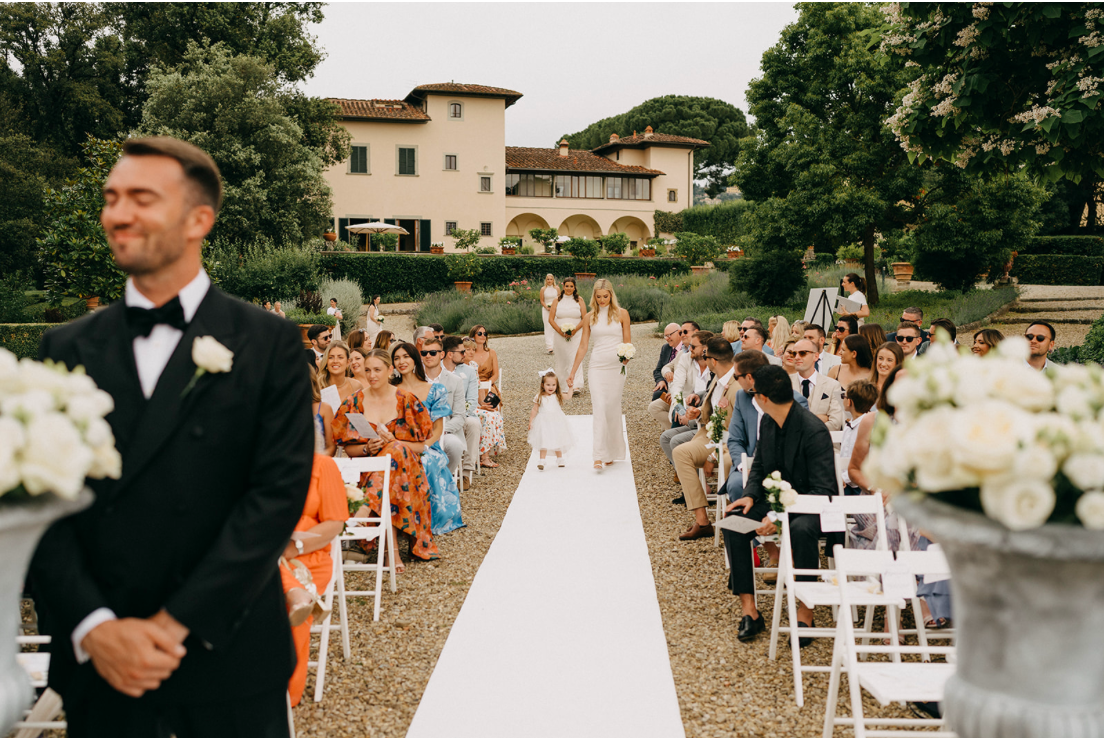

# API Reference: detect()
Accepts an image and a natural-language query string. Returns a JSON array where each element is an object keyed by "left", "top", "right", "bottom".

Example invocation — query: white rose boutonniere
[{"left": 184, "top": 336, "right": 234, "bottom": 397}]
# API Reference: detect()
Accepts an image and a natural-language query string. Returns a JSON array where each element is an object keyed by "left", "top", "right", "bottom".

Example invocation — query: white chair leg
[
  {"left": 822, "top": 639, "right": 843, "bottom": 738},
  {"left": 287, "top": 691, "right": 296, "bottom": 738},
  {"left": 337, "top": 553, "right": 351, "bottom": 660},
  {"left": 787, "top": 583, "right": 805, "bottom": 708}
]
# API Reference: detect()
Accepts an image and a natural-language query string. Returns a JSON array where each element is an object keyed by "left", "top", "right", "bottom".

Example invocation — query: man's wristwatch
[{"left": 294, "top": 538, "right": 305, "bottom": 556}]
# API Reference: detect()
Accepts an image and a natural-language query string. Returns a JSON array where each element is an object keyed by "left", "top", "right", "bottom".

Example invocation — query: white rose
[
  {"left": 1075, "top": 490, "right": 1104, "bottom": 529},
  {"left": 0, "top": 416, "right": 26, "bottom": 494},
  {"left": 950, "top": 400, "right": 1033, "bottom": 476},
  {"left": 345, "top": 483, "right": 364, "bottom": 502},
  {"left": 980, "top": 476, "right": 1056, "bottom": 531},
  {"left": 886, "top": 374, "right": 929, "bottom": 423},
  {"left": 1035, "top": 414, "right": 1081, "bottom": 459},
  {"left": 1073, "top": 419, "right": 1104, "bottom": 455},
  {"left": 996, "top": 335, "right": 1030, "bottom": 361},
  {"left": 1, "top": 388, "right": 58, "bottom": 421},
  {"left": 909, "top": 407, "right": 981, "bottom": 491},
  {"left": 780, "top": 488, "right": 798, "bottom": 507},
  {"left": 66, "top": 390, "right": 114, "bottom": 425},
  {"left": 87, "top": 443, "right": 122, "bottom": 480},
  {"left": 65, "top": 371, "right": 99, "bottom": 397},
  {"left": 990, "top": 363, "right": 1054, "bottom": 413},
  {"left": 779, "top": 480, "right": 792, "bottom": 492},
  {"left": 1011, "top": 443, "right": 1059, "bottom": 482},
  {"left": 770, "top": 470, "right": 782, "bottom": 481},
  {"left": 20, "top": 413, "right": 93, "bottom": 500},
  {"left": 861, "top": 445, "right": 905, "bottom": 496},
  {"left": 82, "top": 417, "right": 114, "bottom": 448},
  {"left": 1063, "top": 453, "right": 1104, "bottom": 491},
  {"left": 0, "top": 348, "right": 19, "bottom": 392},
  {"left": 1055, "top": 384, "right": 1096, "bottom": 421},
  {"left": 192, "top": 336, "right": 234, "bottom": 373},
  {"left": 952, "top": 358, "right": 994, "bottom": 407},
  {"left": 17, "top": 359, "right": 71, "bottom": 397}
]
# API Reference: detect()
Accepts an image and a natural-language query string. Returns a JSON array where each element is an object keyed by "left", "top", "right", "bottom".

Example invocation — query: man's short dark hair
[
  {"left": 804, "top": 323, "right": 826, "bottom": 339},
  {"left": 442, "top": 335, "right": 463, "bottom": 352},
  {"left": 692, "top": 330, "right": 714, "bottom": 344},
  {"left": 896, "top": 320, "right": 921, "bottom": 335},
  {"left": 735, "top": 349, "right": 770, "bottom": 375},
  {"left": 751, "top": 365, "right": 794, "bottom": 404},
  {"left": 705, "top": 336, "right": 734, "bottom": 363},
  {"left": 307, "top": 324, "right": 329, "bottom": 341},
  {"left": 741, "top": 316, "right": 765, "bottom": 330},
  {"left": 845, "top": 379, "right": 878, "bottom": 415},
  {"left": 744, "top": 326, "right": 766, "bottom": 344},
  {"left": 429, "top": 323, "right": 444, "bottom": 333},
  {"left": 903, "top": 306, "right": 924, "bottom": 320},
  {"left": 682, "top": 320, "right": 701, "bottom": 331},
  {"left": 1028, "top": 321, "right": 1056, "bottom": 341},
  {"left": 930, "top": 318, "right": 957, "bottom": 342},
  {"left": 122, "top": 136, "right": 223, "bottom": 212}
]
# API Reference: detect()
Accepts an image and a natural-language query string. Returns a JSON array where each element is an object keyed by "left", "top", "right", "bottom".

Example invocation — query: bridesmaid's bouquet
[
  {"left": 559, "top": 321, "right": 576, "bottom": 340},
  {"left": 616, "top": 343, "right": 636, "bottom": 375}
]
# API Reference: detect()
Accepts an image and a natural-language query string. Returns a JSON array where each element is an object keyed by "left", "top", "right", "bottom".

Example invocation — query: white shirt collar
[
  {"left": 799, "top": 370, "right": 818, "bottom": 385},
  {"left": 1026, "top": 358, "right": 1051, "bottom": 371},
  {"left": 716, "top": 366, "right": 735, "bottom": 387},
  {"left": 124, "top": 269, "right": 210, "bottom": 322},
  {"left": 693, "top": 360, "right": 709, "bottom": 376}
]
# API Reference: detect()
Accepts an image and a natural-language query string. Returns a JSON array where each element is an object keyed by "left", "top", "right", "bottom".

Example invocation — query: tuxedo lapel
[{"left": 74, "top": 304, "right": 146, "bottom": 455}]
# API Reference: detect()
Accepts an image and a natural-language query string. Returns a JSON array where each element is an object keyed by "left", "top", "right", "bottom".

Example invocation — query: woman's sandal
[{"left": 480, "top": 460, "right": 499, "bottom": 468}]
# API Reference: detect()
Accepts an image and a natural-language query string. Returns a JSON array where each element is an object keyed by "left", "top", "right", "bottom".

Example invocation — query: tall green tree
[
  {"left": 562, "top": 95, "right": 749, "bottom": 197},
  {"left": 732, "top": 2, "right": 923, "bottom": 305},
  {"left": 0, "top": 133, "right": 75, "bottom": 277}
]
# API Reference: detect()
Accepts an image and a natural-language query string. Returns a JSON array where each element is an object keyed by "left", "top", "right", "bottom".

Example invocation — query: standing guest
[
  {"left": 741, "top": 326, "right": 780, "bottom": 365},
  {"left": 263, "top": 300, "right": 273, "bottom": 312},
  {"left": 422, "top": 336, "right": 470, "bottom": 491},
  {"left": 827, "top": 334, "right": 873, "bottom": 388},
  {"left": 725, "top": 366, "right": 837, "bottom": 643},
  {"left": 327, "top": 298, "right": 343, "bottom": 340},
  {"left": 871, "top": 341, "right": 904, "bottom": 392},
  {"left": 1025, "top": 322, "right": 1057, "bottom": 371},
  {"left": 832, "top": 315, "right": 859, "bottom": 355},
  {"left": 365, "top": 295, "right": 383, "bottom": 347},
  {"left": 373, "top": 329, "right": 394, "bottom": 351},
  {"left": 469, "top": 324, "right": 507, "bottom": 468},
  {"left": 894, "top": 320, "right": 924, "bottom": 360},
  {"left": 310, "top": 370, "right": 336, "bottom": 457},
  {"left": 333, "top": 348, "right": 439, "bottom": 572},
  {"left": 280, "top": 452, "right": 347, "bottom": 706},
  {"left": 859, "top": 323, "right": 886, "bottom": 358},
  {"left": 548, "top": 276, "right": 587, "bottom": 396},
  {"left": 318, "top": 340, "right": 363, "bottom": 406},
  {"left": 836, "top": 272, "right": 870, "bottom": 323},
  {"left": 391, "top": 342, "right": 464, "bottom": 535},
  {"left": 443, "top": 335, "right": 482, "bottom": 485},
  {"left": 541, "top": 273, "right": 559, "bottom": 354},
  {"left": 971, "top": 328, "right": 1004, "bottom": 356},
  {"left": 769, "top": 315, "right": 791, "bottom": 354},
  {"left": 804, "top": 324, "right": 841, "bottom": 372},
  {"left": 273, "top": 300, "right": 286, "bottom": 318},
  {"left": 305, "top": 324, "right": 331, "bottom": 368},
  {"left": 787, "top": 339, "right": 845, "bottom": 431},
  {"left": 32, "top": 135, "right": 311, "bottom": 735},
  {"left": 346, "top": 328, "right": 365, "bottom": 354}
]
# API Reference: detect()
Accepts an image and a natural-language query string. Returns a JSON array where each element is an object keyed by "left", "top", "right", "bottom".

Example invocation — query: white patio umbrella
[{"left": 345, "top": 221, "right": 409, "bottom": 251}]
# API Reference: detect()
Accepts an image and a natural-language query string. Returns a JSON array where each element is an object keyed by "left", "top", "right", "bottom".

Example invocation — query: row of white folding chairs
[{"left": 11, "top": 634, "right": 65, "bottom": 737}]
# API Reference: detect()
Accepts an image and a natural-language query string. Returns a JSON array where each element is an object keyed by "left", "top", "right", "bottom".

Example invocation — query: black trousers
[
  {"left": 725, "top": 506, "right": 823, "bottom": 596},
  {"left": 64, "top": 682, "right": 290, "bottom": 738}
]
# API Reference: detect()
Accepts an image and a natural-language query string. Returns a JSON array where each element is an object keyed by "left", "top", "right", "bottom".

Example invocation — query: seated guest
[
  {"left": 769, "top": 315, "right": 791, "bottom": 354},
  {"left": 333, "top": 348, "right": 440, "bottom": 572},
  {"left": 804, "top": 324, "right": 841, "bottom": 372},
  {"left": 273, "top": 300, "right": 286, "bottom": 318},
  {"left": 733, "top": 317, "right": 775, "bottom": 355},
  {"left": 886, "top": 306, "right": 928, "bottom": 345},
  {"left": 839, "top": 380, "right": 878, "bottom": 494},
  {"left": 675, "top": 337, "right": 741, "bottom": 540},
  {"left": 740, "top": 326, "right": 780, "bottom": 365},
  {"left": 722, "top": 320, "right": 742, "bottom": 352},
  {"left": 827, "top": 334, "right": 873, "bottom": 388},
  {"left": 660, "top": 331, "right": 713, "bottom": 481},
  {"left": 422, "top": 336, "right": 471, "bottom": 491},
  {"left": 791, "top": 320, "right": 807, "bottom": 338},
  {"left": 281, "top": 451, "right": 347, "bottom": 706},
  {"left": 305, "top": 324, "right": 331, "bottom": 368},
  {"left": 858, "top": 323, "right": 886, "bottom": 358},
  {"left": 872, "top": 341, "right": 904, "bottom": 392},
  {"left": 391, "top": 342, "right": 464, "bottom": 535},
  {"left": 652, "top": 323, "right": 683, "bottom": 402},
  {"left": 777, "top": 335, "right": 799, "bottom": 374},
  {"left": 346, "top": 328, "right": 366, "bottom": 354},
  {"left": 349, "top": 346, "right": 369, "bottom": 387},
  {"left": 928, "top": 318, "right": 957, "bottom": 348},
  {"left": 650, "top": 321, "right": 700, "bottom": 427},
  {"left": 971, "top": 328, "right": 1004, "bottom": 356},
  {"left": 469, "top": 324, "right": 507, "bottom": 468},
  {"left": 443, "top": 335, "right": 482, "bottom": 485},
  {"left": 893, "top": 320, "right": 924, "bottom": 360},
  {"left": 725, "top": 365, "right": 837, "bottom": 643},
  {"left": 1025, "top": 321, "right": 1056, "bottom": 370},
  {"left": 310, "top": 369, "right": 336, "bottom": 456},
  {"left": 319, "top": 340, "right": 363, "bottom": 405},
  {"left": 429, "top": 323, "right": 445, "bottom": 341},
  {"left": 413, "top": 326, "right": 434, "bottom": 353},
  {"left": 373, "top": 329, "right": 394, "bottom": 351},
  {"left": 831, "top": 315, "right": 859, "bottom": 357},
  {"left": 787, "top": 339, "right": 844, "bottom": 431}
]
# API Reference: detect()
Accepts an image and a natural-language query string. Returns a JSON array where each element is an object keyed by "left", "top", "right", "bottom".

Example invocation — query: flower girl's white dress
[{"left": 528, "top": 393, "right": 574, "bottom": 452}]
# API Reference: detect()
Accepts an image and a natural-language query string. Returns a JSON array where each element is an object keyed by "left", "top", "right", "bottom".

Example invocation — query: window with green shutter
[
  {"left": 349, "top": 146, "right": 368, "bottom": 174},
  {"left": 398, "top": 147, "right": 416, "bottom": 175}
]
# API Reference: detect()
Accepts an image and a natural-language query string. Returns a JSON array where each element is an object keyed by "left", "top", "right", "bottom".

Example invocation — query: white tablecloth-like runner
[{"left": 407, "top": 414, "right": 685, "bottom": 738}]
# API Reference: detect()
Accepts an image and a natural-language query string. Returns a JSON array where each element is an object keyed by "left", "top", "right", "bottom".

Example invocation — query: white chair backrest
[
  {"left": 831, "top": 547, "right": 897, "bottom": 576},
  {"left": 334, "top": 456, "right": 391, "bottom": 483},
  {"left": 895, "top": 549, "right": 951, "bottom": 578},
  {"left": 741, "top": 453, "right": 750, "bottom": 486},
  {"left": 784, "top": 491, "right": 883, "bottom": 515}
]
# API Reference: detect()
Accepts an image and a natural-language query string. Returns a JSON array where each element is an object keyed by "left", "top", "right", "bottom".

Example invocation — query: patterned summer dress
[{"left": 421, "top": 382, "right": 464, "bottom": 535}]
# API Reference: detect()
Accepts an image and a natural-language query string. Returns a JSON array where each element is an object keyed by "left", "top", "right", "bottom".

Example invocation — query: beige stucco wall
[
  {"left": 504, "top": 196, "right": 654, "bottom": 246},
  {"left": 324, "top": 94, "right": 506, "bottom": 252}
]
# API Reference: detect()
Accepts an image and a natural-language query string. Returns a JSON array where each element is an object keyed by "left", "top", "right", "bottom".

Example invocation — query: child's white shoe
[{"left": 557, "top": 459, "right": 565, "bottom": 468}]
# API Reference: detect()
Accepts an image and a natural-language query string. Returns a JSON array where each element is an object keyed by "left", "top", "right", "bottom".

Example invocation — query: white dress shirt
[
  {"left": 691, "top": 361, "right": 711, "bottom": 396},
  {"left": 711, "top": 366, "right": 735, "bottom": 410},
  {"left": 71, "top": 269, "right": 211, "bottom": 662},
  {"left": 797, "top": 369, "right": 818, "bottom": 399}
]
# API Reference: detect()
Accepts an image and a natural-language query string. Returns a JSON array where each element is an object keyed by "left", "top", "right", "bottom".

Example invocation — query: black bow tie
[{"left": 126, "top": 297, "right": 187, "bottom": 338}]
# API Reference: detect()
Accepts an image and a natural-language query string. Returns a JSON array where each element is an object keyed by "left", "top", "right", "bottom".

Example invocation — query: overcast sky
[{"left": 300, "top": 2, "right": 799, "bottom": 148}]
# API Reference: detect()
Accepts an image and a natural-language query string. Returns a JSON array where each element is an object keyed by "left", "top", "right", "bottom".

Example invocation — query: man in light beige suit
[
  {"left": 675, "top": 337, "right": 742, "bottom": 541},
  {"left": 787, "top": 338, "right": 844, "bottom": 431}
]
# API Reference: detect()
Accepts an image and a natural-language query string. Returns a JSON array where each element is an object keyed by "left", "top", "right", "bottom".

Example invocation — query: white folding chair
[
  {"left": 699, "top": 429, "right": 729, "bottom": 547},
  {"left": 334, "top": 457, "right": 395, "bottom": 630},
  {"left": 308, "top": 538, "right": 343, "bottom": 702},
  {"left": 769, "top": 493, "right": 902, "bottom": 708},
  {"left": 12, "top": 635, "right": 66, "bottom": 737},
  {"left": 892, "top": 515, "right": 955, "bottom": 661},
  {"left": 823, "top": 546, "right": 957, "bottom": 738},
  {"left": 830, "top": 430, "right": 844, "bottom": 451}
]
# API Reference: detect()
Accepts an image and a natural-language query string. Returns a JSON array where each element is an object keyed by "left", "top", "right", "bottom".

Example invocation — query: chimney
[
  {"left": 609, "top": 133, "right": 619, "bottom": 143},
  {"left": 644, "top": 125, "right": 654, "bottom": 138},
  {"left": 558, "top": 138, "right": 569, "bottom": 157}
]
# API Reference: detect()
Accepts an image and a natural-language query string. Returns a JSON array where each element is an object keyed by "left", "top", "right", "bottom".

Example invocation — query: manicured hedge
[
  {"left": 1018, "top": 235, "right": 1104, "bottom": 257},
  {"left": 679, "top": 199, "right": 751, "bottom": 245},
  {"left": 654, "top": 209, "right": 684, "bottom": 235},
  {"left": 1010, "top": 254, "right": 1104, "bottom": 285},
  {"left": 319, "top": 253, "right": 690, "bottom": 300},
  {"left": 0, "top": 324, "right": 51, "bottom": 359}
]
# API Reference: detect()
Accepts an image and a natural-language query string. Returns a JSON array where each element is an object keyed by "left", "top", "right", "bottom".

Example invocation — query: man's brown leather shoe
[
  {"left": 679, "top": 523, "right": 715, "bottom": 541},
  {"left": 462, "top": 476, "right": 471, "bottom": 491}
]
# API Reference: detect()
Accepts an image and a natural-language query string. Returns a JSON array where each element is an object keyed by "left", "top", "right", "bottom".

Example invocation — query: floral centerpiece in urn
[
  {"left": 0, "top": 347, "right": 119, "bottom": 732},
  {"left": 864, "top": 335, "right": 1104, "bottom": 738}
]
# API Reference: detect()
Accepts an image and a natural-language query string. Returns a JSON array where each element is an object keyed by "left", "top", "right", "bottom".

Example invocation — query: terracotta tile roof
[
  {"left": 406, "top": 83, "right": 523, "bottom": 108},
  {"left": 506, "top": 147, "right": 664, "bottom": 175},
  {"left": 591, "top": 131, "right": 710, "bottom": 153},
  {"left": 328, "top": 98, "right": 431, "bottom": 122}
]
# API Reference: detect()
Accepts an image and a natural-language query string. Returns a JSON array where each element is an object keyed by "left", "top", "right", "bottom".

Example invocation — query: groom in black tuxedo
[{"left": 31, "top": 137, "right": 313, "bottom": 737}]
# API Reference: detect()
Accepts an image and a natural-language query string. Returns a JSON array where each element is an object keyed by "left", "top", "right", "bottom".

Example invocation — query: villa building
[{"left": 323, "top": 83, "right": 708, "bottom": 252}]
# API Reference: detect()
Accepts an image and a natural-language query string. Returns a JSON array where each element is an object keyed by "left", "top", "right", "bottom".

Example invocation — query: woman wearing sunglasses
[{"left": 469, "top": 324, "right": 507, "bottom": 467}]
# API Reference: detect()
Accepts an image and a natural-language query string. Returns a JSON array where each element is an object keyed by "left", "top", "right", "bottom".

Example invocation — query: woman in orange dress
[
  {"left": 332, "top": 348, "right": 439, "bottom": 570},
  {"left": 280, "top": 452, "right": 348, "bottom": 706}
]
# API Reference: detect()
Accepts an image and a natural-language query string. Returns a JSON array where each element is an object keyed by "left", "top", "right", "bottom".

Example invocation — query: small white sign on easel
[{"left": 803, "top": 288, "right": 839, "bottom": 332}]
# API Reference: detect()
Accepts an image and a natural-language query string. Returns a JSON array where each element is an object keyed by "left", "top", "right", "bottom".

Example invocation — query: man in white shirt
[
  {"left": 740, "top": 326, "right": 781, "bottom": 365},
  {"left": 804, "top": 324, "right": 841, "bottom": 373},
  {"left": 787, "top": 338, "right": 844, "bottom": 431},
  {"left": 649, "top": 321, "right": 701, "bottom": 427},
  {"left": 1025, "top": 322, "right": 1056, "bottom": 371},
  {"left": 422, "top": 337, "right": 469, "bottom": 489},
  {"left": 443, "top": 335, "right": 482, "bottom": 483},
  {"left": 661, "top": 331, "right": 713, "bottom": 492}
]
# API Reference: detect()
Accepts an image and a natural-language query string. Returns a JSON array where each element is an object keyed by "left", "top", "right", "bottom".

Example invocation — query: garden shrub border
[
  {"left": 1010, "top": 254, "right": 1104, "bottom": 286},
  {"left": 0, "top": 324, "right": 51, "bottom": 359},
  {"left": 1018, "top": 235, "right": 1104, "bottom": 258}
]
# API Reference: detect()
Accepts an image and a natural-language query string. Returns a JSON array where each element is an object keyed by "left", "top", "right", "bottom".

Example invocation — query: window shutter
[
  {"left": 420, "top": 220, "right": 432, "bottom": 252},
  {"left": 338, "top": 217, "right": 349, "bottom": 244}
]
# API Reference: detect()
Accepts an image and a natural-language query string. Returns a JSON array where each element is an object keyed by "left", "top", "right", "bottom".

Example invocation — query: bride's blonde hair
[{"left": 588, "top": 278, "right": 622, "bottom": 325}]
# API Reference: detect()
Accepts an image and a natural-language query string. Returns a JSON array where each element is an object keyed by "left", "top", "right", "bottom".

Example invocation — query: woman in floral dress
[
  {"left": 468, "top": 324, "right": 507, "bottom": 467},
  {"left": 333, "top": 348, "right": 439, "bottom": 571}
]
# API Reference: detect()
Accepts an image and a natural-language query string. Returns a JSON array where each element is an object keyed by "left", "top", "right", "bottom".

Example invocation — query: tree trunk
[{"left": 862, "top": 222, "right": 879, "bottom": 306}]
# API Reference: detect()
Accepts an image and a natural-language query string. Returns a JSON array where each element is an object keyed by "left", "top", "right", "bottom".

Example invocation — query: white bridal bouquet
[
  {"left": 864, "top": 335, "right": 1104, "bottom": 531},
  {"left": 559, "top": 321, "right": 576, "bottom": 340},
  {"left": 616, "top": 343, "right": 636, "bottom": 375},
  {"left": 0, "top": 347, "right": 121, "bottom": 501}
]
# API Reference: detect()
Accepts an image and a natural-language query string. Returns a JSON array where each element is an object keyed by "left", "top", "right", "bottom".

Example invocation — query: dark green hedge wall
[
  {"left": 679, "top": 200, "right": 751, "bottom": 245},
  {"left": 320, "top": 253, "right": 690, "bottom": 299},
  {"left": 1010, "top": 254, "right": 1104, "bottom": 285},
  {"left": 654, "top": 210, "right": 684, "bottom": 235},
  {"left": 0, "top": 324, "right": 50, "bottom": 359},
  {"left": 1018, "top": 235, "right": 1104, "bottom": 257}
]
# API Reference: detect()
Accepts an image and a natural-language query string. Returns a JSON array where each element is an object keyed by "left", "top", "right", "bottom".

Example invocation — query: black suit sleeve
[
  {"left": 653, "top": 345, "right": 669, "bottom": 384},
  {"left": 165, "top": 318, "right": 313, "bottom": 649},
  {"left": 803, "top": 415, "right": 840, "bottom": 497},
  {"left": 742, "top": 429, "right": 769, "bottom": 505}
]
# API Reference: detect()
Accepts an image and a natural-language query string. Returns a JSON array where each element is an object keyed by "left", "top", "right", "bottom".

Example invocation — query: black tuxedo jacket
[
  {"left": 742, "top": 402, "right": 837, "bottom": 505},
  {"left": 31, "top": 286, "right": 313, "bottom": 706},
  {"left": 653, "top": 343, "right": 675, "bottom": 385}
]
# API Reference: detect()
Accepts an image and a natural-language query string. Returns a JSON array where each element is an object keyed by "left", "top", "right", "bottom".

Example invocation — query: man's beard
[{"left": 108, "top": 228, "right": 188, "bottom": 276}]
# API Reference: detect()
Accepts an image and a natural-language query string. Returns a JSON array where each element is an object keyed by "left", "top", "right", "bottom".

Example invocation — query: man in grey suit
[
  {"left": 422, "top": 336, "right": 468, "bottom": 488},
  {"left": 443, "top": 335, "right": 481, "bottom": 486}
]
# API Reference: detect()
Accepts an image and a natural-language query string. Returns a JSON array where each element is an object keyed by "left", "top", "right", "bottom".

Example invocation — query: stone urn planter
[
  {"left": 84, "top": 296, "right": 100, "bottom": 310},
  {"left": 891, "top": 261, "right": 914, "bottom": 287},
  {"left": 690, "top": 265, "right": 712, "bottom": 276},
  {"left": 322, "top": 232, "right": 338, "bottom": 242},
  {"left": 574, "top": 272, "right": 596, "bottom": 281},
  {"left": 0, "top": 491, "right": 93, "bottom": 734},
  {"left": 454, "top": 281, "right": 472, "bottom": 293},
  {"left": 430, "top": 246, "right": 445, "bottom": 255},
  {"left": 298, "top": 323, "right": 314, "bottom": 348},
  {"left": 893, "top": 494, "right": 1104, "bottom": 738},
  {"left": 639, "top": 248, "right": 656, "bottom": 258}
]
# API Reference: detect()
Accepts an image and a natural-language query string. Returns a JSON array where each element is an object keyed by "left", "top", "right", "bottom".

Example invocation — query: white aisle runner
[{"left": 406, "top": 415, "right": 685, "bottom": 738}]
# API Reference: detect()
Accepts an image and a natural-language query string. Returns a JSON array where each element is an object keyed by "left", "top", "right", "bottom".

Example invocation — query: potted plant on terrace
[
  {"left": 451, "top": 228, "right": 482, "bottom": 253},
  {"left": 323, "top": 231, "right": 338, "bottom": 242},
  {"left": 430, "top": 241, "right": 445, "bottom": 255},
  {"left": 602, "top": 232, "right": 629, "bottom": 257},
  {"left": 564, "top": 237, "right": 600, "bottom": 280},
  {"left": 835, "top": 243, "right": 863, "bottom": 269},
  {"left": 865, "top": 336, "right": 1104, "bottom": 738},
  {"left": 528, "top": 227, "right": 559, "bottom": 255},
  {"left": 446, "top": 252, "right": 482, "bottom": 292},
  {"left": 726, "top": 245, "right": 743, "bottom": 259},
  {"left": 672, "top": 232, "right": 723, "bottom": 275},
  {"left": 640, "top": 237, "right": 662, "bottom": 258},
  {"left": 499, "top": 236, "right": 521, "bottom": 255}
]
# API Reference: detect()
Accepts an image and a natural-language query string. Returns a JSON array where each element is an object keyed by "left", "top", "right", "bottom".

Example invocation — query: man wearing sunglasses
[
  {"left": 885, "top": 307, "right": 928, "bottom": 346},
  {"left": 652, "top": 323, "right": 683, "bottom": 401},
  {"left": 422, "top": 337, "right": 470, "bottom": 489},
  {"left": 731, "top": 317, "right": 774, "bottom": 356},
  {"left": 442, "top": 336, "right": 482, "bottom": 484},
  {"left": 305, "top": 324, "right": 331, "bottom": 368},
  {"left": 894, "top": 321, "right": 923, "bottom": 359},
  {"left": 1025, "top": 322, "right": 1057, "bottom": 371},
  {"left": 653, "top": 321, "right": 701, "bottom": 428},
  {"left": 787, "top": 339, "right": 844, "bottom": 431}
]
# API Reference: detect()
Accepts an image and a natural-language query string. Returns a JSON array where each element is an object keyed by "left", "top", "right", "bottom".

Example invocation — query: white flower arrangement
[
  {"left": 864, "top": 334, "right": 1104, "bottom": 531},
  {"left": 764, "top": 470, "right": 800, "bottom": 510},
  {"left": 0, "top": 348, "right": 121, "bottom": 501},
  {"left": 616, "top": 343, "right": 636, "bottom": 375},
  {"left": 559, "top": 321, "right": 577, "bottom": 340}
]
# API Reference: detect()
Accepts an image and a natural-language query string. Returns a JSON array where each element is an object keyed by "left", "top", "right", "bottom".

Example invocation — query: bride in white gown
[{"left": 567, "top": 278, "right": 632, "bottom": 472}]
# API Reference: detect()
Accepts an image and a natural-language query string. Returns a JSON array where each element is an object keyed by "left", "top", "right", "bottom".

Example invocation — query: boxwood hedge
[
  {"left": 1010, "top": 254, "right": 1104, "bottom": 286},
  {"left": 0, "top": 324, "right": 51, "bottom": 359}
]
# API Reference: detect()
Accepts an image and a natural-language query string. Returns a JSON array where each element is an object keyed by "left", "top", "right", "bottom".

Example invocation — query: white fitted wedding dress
[
  {"left": 587, "top": 306, "right": 626, "bottom": 463},
  {"left": 552, "top": 295, "right": 585, "bottom": 393}
]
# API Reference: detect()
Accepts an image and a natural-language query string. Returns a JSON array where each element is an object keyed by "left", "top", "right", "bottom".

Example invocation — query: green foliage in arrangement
[
  {"left": 679, "top": 200, "right": 752, "bottom": 245},
  {"left": 205, "top": 239, "right": 322, "bottom": 302},
  {"left": 1011, "top": 255, "right": 1104, "bottom": 286},
  {"left": 671, "top": 232, "right": 724, "bottom": 266},
  {"left": 654, "top": 210, "right": 683, "bottom": 235},
  {"left": 0, "top": 324, "right": 52, "bottom": 359},
  {"left": 1018, "top": 236, "right": 1104, "bottom": 258}
]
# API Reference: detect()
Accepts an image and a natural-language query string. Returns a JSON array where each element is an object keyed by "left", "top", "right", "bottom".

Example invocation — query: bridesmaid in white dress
[
  {"left": 540, "top": 274, "right": 559, "bottom": 354},
  {"left": 548, "top": 277, "right": 586, "bottom": 396},
  {"left": 567, "top": 278, "right": 632, "bottom": 472},
  {"left": 365, "top": 295, "right": 383, "bottom": 347}
]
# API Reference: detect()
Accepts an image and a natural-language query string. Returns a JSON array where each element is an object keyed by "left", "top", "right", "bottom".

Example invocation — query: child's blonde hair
[{"left": 537, "top": 370, "right": 564, "bottom": 405}]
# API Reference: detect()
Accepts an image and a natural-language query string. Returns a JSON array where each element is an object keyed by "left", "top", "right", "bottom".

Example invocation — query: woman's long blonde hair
[
  {"left": 588, "top": 278, "right": 622, "bottom": 325},
  {"left": 722, "top": 320, "right": 741, "bottom": 343},
  {"left": 318, "top": 340, "right": 352, "bottom": 388},
  {"left": 771, "top": 316, "right": 791, "bottom": 351}
]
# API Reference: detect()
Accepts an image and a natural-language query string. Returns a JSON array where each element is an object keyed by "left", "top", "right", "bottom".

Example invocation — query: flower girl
[{"left": 528, "top": 370, "right": 573, "bottom": 470}]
